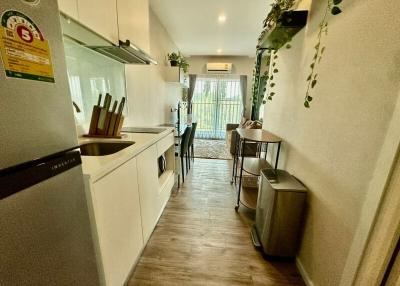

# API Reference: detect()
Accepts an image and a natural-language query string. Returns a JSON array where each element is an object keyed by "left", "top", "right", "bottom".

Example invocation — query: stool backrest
[{"left": 180, "top": 126, "right": 192, "bottom": 155}]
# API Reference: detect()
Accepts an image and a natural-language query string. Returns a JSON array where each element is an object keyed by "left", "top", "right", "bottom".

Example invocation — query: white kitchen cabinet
[
  {"left": 157, "top": 133, "right": 175, "bottom": 211},
  {"left": 136, "top": 144, "right": 160, "bottom": 243},
  {"left": 157, "top": 133, "right": 174, "bottom": 157},
  {"left": 117, "top": 0, "right": 150, "bottom": 54},
  {"left": 58, "top": 0, "right": 79, "bottom": 19},
  {"left": 91, "top": 158, "right": 143, "bottom": 286},
  {"left": 77, "top": 0, "right": 119, "bottom": 44},
  {"left": 165, "top": 67, "right": 189, "bottom": 88}
]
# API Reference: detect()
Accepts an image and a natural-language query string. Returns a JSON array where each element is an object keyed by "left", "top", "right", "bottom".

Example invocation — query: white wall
[
  {"left": 125, "top": 9, "right": 182, "bottom": 126},
  {"left": 262, "top": 0, "right": 400, "bottom": 285},
  {"left": 186, "top": 56, "right": 255, "bottom": 118}
]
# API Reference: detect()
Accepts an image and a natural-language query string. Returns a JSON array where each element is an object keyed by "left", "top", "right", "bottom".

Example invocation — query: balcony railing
[
  {"left": 192, "top": 77, "right": 243, "bottom": 139},
  {"left": 193, "top": 100, "right": 242, "bottom": 139}
]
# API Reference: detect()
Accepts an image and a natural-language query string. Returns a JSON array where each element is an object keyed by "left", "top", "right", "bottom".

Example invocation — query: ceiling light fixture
[
  {"left": 218, "top": 14, "right": 226, "bottom": 23},
  {"left": 217, "top": 49, "right": 222, "bottom": 54}
]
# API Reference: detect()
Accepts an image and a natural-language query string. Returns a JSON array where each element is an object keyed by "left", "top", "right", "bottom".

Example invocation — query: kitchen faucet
[{"left": 72, "top": 101, "right": 81, "bottom": 113}]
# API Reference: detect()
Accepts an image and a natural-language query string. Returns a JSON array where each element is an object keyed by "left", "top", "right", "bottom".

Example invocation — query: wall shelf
[
  {"left": 258, "top": 10, "right": 308, "bottom": 51},
  {"left": 165, "top": 66, "right": 189, "bottom": 88}
]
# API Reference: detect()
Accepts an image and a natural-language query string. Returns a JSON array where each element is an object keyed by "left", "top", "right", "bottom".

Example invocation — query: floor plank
[{"left": 127, "top": 159, "right": 304, "bottom": 286}]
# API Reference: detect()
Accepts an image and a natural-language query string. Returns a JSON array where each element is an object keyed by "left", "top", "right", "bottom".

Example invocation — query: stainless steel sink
[
  {"left": 121, "top": 127, "right": 167, "bottom": 134},
  {"left": 79, "top": 141, "right": 135, "bottom": 156}
]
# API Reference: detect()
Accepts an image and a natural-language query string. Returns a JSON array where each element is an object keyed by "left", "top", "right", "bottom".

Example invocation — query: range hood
[{"left": 60, "top": 13, "right": 157, "bottom": 65}]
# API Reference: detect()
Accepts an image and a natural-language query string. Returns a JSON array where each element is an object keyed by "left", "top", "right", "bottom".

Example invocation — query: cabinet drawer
[{"left": 157, "top": 132, "right": 174, "bottom": 156}]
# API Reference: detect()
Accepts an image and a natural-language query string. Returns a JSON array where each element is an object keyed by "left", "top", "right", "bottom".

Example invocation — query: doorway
[{"left": 192, "top": 75, "right": 243, "bottom": 140}]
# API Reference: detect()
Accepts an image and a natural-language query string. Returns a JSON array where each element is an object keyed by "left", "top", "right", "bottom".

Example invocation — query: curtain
[
  {"left": 239, "top": 75, "right": 247, "bottom": 117},
  {"left": 187, "top": 74, "right": 197, "bottom": 114}
]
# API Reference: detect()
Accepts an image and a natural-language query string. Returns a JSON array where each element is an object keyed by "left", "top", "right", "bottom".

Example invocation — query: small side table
[{"left": 232, "top": 129, "right": 282, "bottom": 211}]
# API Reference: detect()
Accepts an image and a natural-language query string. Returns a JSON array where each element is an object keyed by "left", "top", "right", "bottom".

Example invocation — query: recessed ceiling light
[
  {"left": 217, "top": 49, "right": 222, "bottom": 54},
  {"left": 218, "top": 14, "right": 226, "bottom": 23}
]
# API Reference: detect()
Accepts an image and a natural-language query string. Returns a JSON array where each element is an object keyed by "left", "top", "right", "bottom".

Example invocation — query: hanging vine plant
[
  {"left": 252, "top": 0, "right": 298, "bottom": 111},
  {"left": 263, "top": 0, "right": 297, "bottom": 30},
  {"left": 266, "top": 51, "right": 278, "bottom": 101},
  {"left": 304, "top": 0, "right": 343, "bottom": 108},
  {"left": 251, "top": 50, "right": 263, "bottom": 108}
]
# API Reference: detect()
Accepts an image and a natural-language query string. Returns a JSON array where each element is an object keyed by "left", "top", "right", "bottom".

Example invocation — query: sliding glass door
[{"left": 192, "top": 75, "right": 243, "bottom": 139}]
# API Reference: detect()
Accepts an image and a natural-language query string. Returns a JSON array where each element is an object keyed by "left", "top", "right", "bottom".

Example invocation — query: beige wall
[
  {"left": 186, "top": 56, "right": 255, "bottom": 118},
  {"left": 261, "top": 0, "right": 400, "bottom": 285},
  {"left": 125, "top": 9, "right": 182, "bottom": 126}
]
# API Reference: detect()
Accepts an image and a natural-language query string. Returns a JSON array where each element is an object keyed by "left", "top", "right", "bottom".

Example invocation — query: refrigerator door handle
[{"left": 0, "top": 151, "right": 82, "bottom": 200}]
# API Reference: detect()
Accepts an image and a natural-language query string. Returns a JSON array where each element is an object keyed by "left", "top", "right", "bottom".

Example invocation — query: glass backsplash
[{"left": 63, "top": 37, "right": 127, "bottom": 125}]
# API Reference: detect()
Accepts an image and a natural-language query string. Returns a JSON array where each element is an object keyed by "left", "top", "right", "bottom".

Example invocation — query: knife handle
[
  {"left": 89, "top": 106, "right": 101, "bottom": 135},
  {"left": 111, "top": 100, "right": 118, "bottom": 113},
  {"left": 97, "top": 94, "right": 102, "bottom": 106},
  {"left": 118, "top": 97, "right": 126, "bottom": 115}
]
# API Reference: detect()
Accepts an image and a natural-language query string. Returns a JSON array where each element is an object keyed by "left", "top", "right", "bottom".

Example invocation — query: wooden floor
[{"left": 127, "top": 159, "right": 304, "bottom": 286}]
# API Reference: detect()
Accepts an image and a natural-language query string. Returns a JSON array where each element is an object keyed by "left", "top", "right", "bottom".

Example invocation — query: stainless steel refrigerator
[{"left": 0, "top": 0, "right": 100, "bottom": 285}]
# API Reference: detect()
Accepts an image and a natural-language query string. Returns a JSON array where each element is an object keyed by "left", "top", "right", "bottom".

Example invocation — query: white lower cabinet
[
  {"left": 85, "top": 135, "right": 174, "bottom": 285},
  {"left": 91, "top": 158, "right": 143, "bottom": 286},
  {"left": 136, "top": 144, "right": 160, "bottom": 243}
]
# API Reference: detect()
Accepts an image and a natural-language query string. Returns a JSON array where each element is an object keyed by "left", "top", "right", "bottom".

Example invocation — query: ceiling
[{"left": 149, "top": 0, "right": 270, "bottom": 57}]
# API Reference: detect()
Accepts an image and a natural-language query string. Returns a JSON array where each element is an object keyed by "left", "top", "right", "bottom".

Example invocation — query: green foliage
[
  {"left": 263, "top": 0, "right": 296, "bottom": 29},
  {"left": 167, "top": 52, "right": 180, "bottom": 61},
  {"left": 179, "top": 57, "right": 189, "bottom": 73},
  {"left": 266, "top": 50, "right": 278, "bottom": 101},
  {"left": 331, "top": 6, "right": 342, "bottom": 15},
  {"left": 304, "top": 0, "right": 343, "bottom": 108},
  {"left": 255, "top": 0, "right": 296, "bottom": 106},
  {"left": 167, "top": 52, "right": 190, "bottom": 73}
]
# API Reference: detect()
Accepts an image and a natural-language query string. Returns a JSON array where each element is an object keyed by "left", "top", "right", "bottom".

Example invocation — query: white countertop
[{"left": 79, "top": 127, "right": 174, "bottom": 182}]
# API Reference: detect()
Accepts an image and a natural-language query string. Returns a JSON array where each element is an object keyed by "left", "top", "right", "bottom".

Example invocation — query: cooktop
[{"left": 121, "top": 127, "right": 167, "bottom": 134}]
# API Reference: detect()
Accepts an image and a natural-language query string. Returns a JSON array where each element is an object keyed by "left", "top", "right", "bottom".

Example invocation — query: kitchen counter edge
[{"left": 79, "top": 127, "right": 174, "bottom": 183}]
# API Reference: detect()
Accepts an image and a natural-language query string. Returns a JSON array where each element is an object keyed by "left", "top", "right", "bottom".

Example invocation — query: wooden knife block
[
  {"left": 88, "top": 106, "right": 101, "bottom": 135},
  {"left": 85, "top": 106, "right": 124, "bottom": 139}
]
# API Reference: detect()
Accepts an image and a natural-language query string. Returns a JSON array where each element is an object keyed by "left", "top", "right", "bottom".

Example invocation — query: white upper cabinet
[
  {"left": 117, "top": 0, "right": 150, "bottom": 54},
  {"left": 58, "top": 0, "right": 151, "bottom": 53},
  {"left": 58, "top": 0, "right": 79, "bottom": 19},
  {"left": 77, "top": 0, "right": 119, "bottom": 44}
]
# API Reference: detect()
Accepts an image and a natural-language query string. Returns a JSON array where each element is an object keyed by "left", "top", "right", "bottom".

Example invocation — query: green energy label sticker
[{"left": 0, "top": 10, "right": 55, "bottom": 82}]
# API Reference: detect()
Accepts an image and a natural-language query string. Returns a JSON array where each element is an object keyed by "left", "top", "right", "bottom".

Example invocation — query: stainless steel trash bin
[{"left": 251, "top": 169, "right": 307, "bottom": 257}]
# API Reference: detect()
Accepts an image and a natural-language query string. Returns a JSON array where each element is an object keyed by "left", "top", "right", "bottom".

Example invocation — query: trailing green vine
[
  {"left": 263, "top": 0, "right": 296, "bottom": 29},
  {"left": 304, "top": 0, "right": 343, "bottom": 108},
  {"left": 266, "top": 51, "right": 278, "bottom": 101},
  {"left": 253, "top": 0, "right": 344, "bottom": 112},
  {"left": 251, "top": 50, "right": 262, "bottom": 109},
  {"left": 252, "top": 0, "right": 297, "bottom": 118}
]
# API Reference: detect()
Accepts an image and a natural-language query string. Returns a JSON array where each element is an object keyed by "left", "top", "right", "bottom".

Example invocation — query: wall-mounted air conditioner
[{"left": 206, "top": 63, "right": 232, "bottom": 74}]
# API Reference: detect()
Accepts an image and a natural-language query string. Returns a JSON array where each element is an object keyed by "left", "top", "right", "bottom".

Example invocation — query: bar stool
[
  {"left": 187, "top": 122, "right": 197, "bottom": 167},
  {"left": 175, "top": 126, "right": 192, "bottom": 184}
]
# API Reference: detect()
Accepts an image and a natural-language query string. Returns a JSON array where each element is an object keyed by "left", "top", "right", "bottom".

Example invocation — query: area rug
[{"left": 193, "top": 139, "right": 233, "bottom": 160}]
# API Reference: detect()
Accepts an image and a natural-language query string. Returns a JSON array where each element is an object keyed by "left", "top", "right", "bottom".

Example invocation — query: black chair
[
  {"left": 187, "top": 122, "right": 197, "bottom": 166},
  {"left": 176, "top": 126, "right": 192, "bottom": 184}
]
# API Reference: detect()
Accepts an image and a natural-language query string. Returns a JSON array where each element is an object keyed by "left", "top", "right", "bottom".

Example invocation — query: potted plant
[
  {"left": 179, "top": 57, "right": 189, "bottom": 73},
  {"left": 167, "top": 52, "right": 180, "bottom": 66}
]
